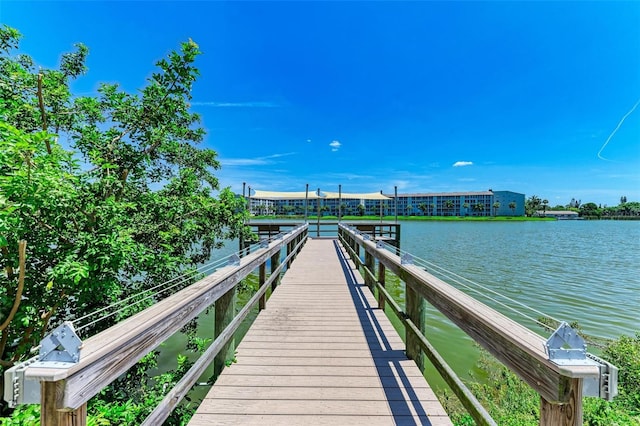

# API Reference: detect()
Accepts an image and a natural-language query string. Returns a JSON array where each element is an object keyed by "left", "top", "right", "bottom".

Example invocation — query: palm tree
[
  {"left": 473, "top": 202, "right": 485, "bottom": 216},
  {"left": 542, "top": 199, "right": 549, "bottom": 216},
  {"left": 406, "top": 204, "right": 413, "bottom": 216},
  {"left": 418, "top": 203, "right": 428, "bottom": 216},
  {"left": 492, "top": 202, "right": 500, "bottom": 217},
  {"left": 430, "top": 203, "right": 436, "bottom": 216},
  {"left": 444, "top": 200, "right": 454, "bottom": 216},
  {"left": 462, "top": 202, "right": 469, "bottom": 216},
  {"left": 357, "top": 204, "right": 365, "bottom": 216},
  {"left": 339, "top": 203, "right": 347, "bottom": 218},
  {"left": 509, "top": 201, "right": 516, "bottom": 215}
]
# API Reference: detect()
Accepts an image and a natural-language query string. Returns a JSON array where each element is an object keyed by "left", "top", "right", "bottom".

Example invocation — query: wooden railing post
[
  {"left": 259, "top": 262, "right": 267, "bottom": 311},
  {"left": 405, "top": 283, "right": 426, "bottom": 372},
  {"left": 286, "top": 241, "right": 293, "bottom": 268},
  {"left": 41, "top": 381, "right": 87, "bottom": 426},
  {"left": 364, "top": 251, "right": 375, "bottom": 289},
  {"left": 214, "top": 285, "right": 236, "bottom": 377},
  {"left": 540, "top": 378, "right": 583, "bottom": 426},
  {"left": 270, "top": 250, "right": 281, "bottom": 291},
  {"left": 377, "top": 262, "right": 386, "bottom": 310}
]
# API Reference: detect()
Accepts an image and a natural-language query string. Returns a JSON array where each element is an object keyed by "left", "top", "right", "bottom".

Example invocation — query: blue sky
[{"left": 2, "top": 1, "right": 639, "bottom": 206}]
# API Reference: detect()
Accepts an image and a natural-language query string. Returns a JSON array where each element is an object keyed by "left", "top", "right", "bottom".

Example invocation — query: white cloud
[
  {"left": 306, "top": 139, "right": 312, "bottom": 143},
  {"left": 191, "top": 101, "right": 279, "bottom": 108},
  {"left": 329, "top": 140, "right": 341, "bottom": 152},
  {"left": 221, "top": 152, "right": 296, "bottom": 167},
  {"left": 222, "top": 158, "right": 268, "bottom": 166},
  {"left": 453, "top": 161, "right": 473, "bottom": 167}
]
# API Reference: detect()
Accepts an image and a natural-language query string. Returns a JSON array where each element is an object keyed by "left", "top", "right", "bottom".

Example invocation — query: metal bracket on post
[
  {"left": 3, "top": 357, "right": 40, "bottom": 407},
  {"left": 4, "top": 322, "right": 83, "bottom": 407},
  {"left": 34, "top": 321, "right": 82, "bottom": 366},
  {"left": 228, "top": 253, "right": 241, "bottom": 266},
  {"left": 376, "top": 241, "right": 385, "bottom": 249},
  {"left": 363, "top": 234, "right": 371, "bottom": 241},
  {"left": 584, "top": 353, "right": 619, "bottom": 401},
  {"left": 545, "top": 322, "right": 619, "bottom": 401},
  {"left": 545, "top": 322, "right": 586, "bottom": 363},
  {"left": 401, "top": 253, "right": 413, "bottom": 265}
]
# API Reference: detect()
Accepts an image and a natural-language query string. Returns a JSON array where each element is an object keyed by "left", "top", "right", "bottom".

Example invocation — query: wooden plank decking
[{"left": 189, "top": 238, "right": 452, "bottom": 426}]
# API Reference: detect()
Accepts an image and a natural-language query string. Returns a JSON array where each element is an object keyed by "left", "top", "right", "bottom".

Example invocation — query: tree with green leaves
[
  {"left": 525, "top": 195, "right": 542, "bottom": 217},
  {"left": 0, "top": 25, "right": 249, "bottom": 396},
  {"left": 508, "top": 201, "right": 516, "bottom": 215},
  {"left": 580, "top": 202, "right": 601, "bottom": 218}
]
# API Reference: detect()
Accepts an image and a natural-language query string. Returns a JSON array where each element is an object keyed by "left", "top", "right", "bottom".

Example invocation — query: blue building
[
  {"left": 249, "top": 189, "right": 525, "bottom": 217},
  {"left": 376, "top": 190, "right": 525, "bottom": 217}
]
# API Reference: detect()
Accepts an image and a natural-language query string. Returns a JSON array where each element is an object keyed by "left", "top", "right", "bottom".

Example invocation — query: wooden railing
[
  {"left": 246, "top": 220, "right": 400, "bottom": 244},
  {"left": 6, "top": 224, "right": 308, "bottom": 426},
  {"left": 338, "top": 224, "right": 612, "bottom": 426}
]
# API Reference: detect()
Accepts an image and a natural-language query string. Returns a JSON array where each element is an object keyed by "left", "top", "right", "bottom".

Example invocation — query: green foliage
[
  {"left": 444, "top": 333, "right": 640, "bottom": 426},
  {"left": 603, "top": 333, "right": 640, "bottom": 415},
  {"left": 467, "top": 352, "right": 539, "bottom": 425},
  {"left": 525, "top": 195, "right": 542, "bottom": 217},
  {"left": 583, "top": 398, "right": 640, "bottom": 426},
  {"left": 89, "top": 350, "right": 197, "bottom": 425},
  {"left": 1, "top": 24, "right": 249, "bottom": 419},
  {"left": 601, "top": 201, "right": 640, "bottom": 218},
  {"left": 0, "top": 405, "right": 39, "bottom": 426}
]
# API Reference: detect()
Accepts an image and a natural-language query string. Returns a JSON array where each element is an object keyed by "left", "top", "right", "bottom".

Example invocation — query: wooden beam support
[
  {"left": 258, "top": 263, "right": 266, "bottom": 311},
  {"left": 377, "top": 262, "right": 386, "bottom": 310},
  {"left": 540, "top": 378, "right": 583, "bottom": 426},
  {"left": 364, "top": 251, "right": 375, "bottom": 290},
  {"left": 405, "top": 284, "right": 426, "bottom": 372},
  {"left": 41, "top": 381, "right": 86, "bottom": 426},
  {"left": 270, "top": 250, "right": 281, "bottom": 291},
  {"left": 214, "top": 286, "right": 236, "bottom": 377}
]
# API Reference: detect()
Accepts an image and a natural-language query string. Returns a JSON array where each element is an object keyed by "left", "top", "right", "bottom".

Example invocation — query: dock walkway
[{"left": 189, "top": 238, "right": 451, "bottom": 425}]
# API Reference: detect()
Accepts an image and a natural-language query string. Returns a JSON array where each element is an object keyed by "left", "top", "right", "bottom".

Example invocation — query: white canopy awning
[
  {"left": 322, "top": 191, "right": 391, "bottom": 200},
  {"left": 250, "top": 190, "right": 391, "bottom": 200},
  {"left": 250, "top": 190, "right": 322, "bottom": 200}
]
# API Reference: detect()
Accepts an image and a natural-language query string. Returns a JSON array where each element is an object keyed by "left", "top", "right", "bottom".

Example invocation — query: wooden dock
[{"left": 189, "top": 238, "right": 451, "bottom": 426}]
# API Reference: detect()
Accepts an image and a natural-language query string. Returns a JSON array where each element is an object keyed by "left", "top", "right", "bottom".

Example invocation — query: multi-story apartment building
[
  {"left": 248, "top": 189, "right": 525, "bottom": 217},
  {"left": 378, "top": 190, "right": 525, "bottom": 217}
]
